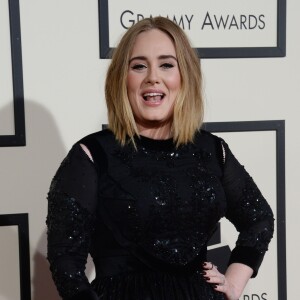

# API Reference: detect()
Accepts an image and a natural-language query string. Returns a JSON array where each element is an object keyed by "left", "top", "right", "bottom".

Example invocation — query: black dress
[{"left": 46, "top": 129, "right": 274, "bottom": 300}]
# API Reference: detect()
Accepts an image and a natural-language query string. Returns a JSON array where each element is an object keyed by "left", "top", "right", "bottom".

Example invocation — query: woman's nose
[{"left": 145, "top": 67, "right": 160, "bottom": 84}]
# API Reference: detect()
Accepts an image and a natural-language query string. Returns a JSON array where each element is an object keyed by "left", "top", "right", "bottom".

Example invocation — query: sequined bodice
[
  {"left": 46, "top": 129, "right": 274, "bottom": 300},
  {"left": 97, "top": 134, "right": 226, "bottom": 267}
]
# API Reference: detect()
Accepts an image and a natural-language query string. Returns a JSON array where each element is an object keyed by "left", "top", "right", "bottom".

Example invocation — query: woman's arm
[
  {"left": 202, "top": 138, "right": 274, "bottom": 299},
  {"left": 221, "top": 138, "right": 274, "bottom": 276},
  {"left": 224, "top": 263, "right": 253, "bottom": 299},
  {"left": 47, "top": 143, "right": 99, "bottom": 300}
]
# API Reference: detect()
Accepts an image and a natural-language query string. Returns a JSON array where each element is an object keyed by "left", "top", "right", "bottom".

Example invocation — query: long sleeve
[
  {"left": 46, "top": 143, "right": 99, "bottom": 300},
  {"left": 221, "top": 139, "right": 274, "bottom": 277}
]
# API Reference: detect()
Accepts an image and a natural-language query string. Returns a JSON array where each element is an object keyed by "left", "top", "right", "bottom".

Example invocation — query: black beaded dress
[{"left": 46, "top": 129, "right": 274, "bottom": 300}]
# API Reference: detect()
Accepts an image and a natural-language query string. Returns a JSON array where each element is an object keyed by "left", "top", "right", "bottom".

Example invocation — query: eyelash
[
  {"left": 131, "top": 63, "right": 175, "bottom": 70},
  {"left": 131, "top": 64, "right": 146, "bottom": 70},
  {"left": 161, "top": 63, "right": 174, "bottom": 69}
]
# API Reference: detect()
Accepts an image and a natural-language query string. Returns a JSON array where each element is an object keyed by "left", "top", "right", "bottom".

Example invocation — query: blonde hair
[{"left": 105, "top": 16, "right": 203, "bottom": 147}]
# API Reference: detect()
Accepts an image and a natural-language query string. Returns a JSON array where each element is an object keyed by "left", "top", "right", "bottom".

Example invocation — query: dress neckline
[{"left": 135, "top": 135, "right": 175, "bottom": 151}]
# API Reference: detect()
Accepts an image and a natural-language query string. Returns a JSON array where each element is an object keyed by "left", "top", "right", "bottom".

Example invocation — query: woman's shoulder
[
  {"left": 64, "top": 129, "right": 115, "bottom": 168},
  {"left": 75, "top": 128, "right": 118, "bottom": 151},
  {"left": 78, "top": 128, "right": 114, "bottom": 144},
  {"left": 193, "top": 130, "right": 225, "bottom": 166},
  {"left": 76, "top": 129, "right": 118, "bottom": 164},
  {"left": 194, "top": 129, "right": 223, "bottom": 144}
]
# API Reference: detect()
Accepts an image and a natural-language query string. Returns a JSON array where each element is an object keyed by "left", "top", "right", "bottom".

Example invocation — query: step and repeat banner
[{"left": 98, "top": 0, "right": 286, "bottom": 58}]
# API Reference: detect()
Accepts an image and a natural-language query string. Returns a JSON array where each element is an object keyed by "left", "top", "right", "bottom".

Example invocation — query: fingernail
[
  {"left": 212, "top": 284, "right": 218, "bottom": 288},
  {"left": 199, "top": 271, "right": 206, "bottom": 275},
  {"left": 203, "top": 276, "right": 210, "bottom": 280}
]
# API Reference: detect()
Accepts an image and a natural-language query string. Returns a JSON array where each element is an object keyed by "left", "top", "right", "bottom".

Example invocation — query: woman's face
[{"left": 127, "top": 29, "right": 181, "bottom": 136}]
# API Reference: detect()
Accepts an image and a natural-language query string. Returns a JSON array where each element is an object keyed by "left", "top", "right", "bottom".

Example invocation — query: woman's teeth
[{"left": 143, "top": 93, "right": 164, "bottom": 102}]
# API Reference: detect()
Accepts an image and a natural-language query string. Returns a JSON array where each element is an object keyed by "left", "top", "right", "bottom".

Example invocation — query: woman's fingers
[
  {"left": 202, "top": 261, "right": 226, "bottom": 287},
  {"left": 202, "top": 262, "right": 240, "bottom": 300},
  {"left": 202, "top": 261, "right": 215, "bottom": 270}
]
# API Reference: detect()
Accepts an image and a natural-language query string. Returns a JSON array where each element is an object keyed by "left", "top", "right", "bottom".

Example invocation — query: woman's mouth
[{"left": 142, "top": 92, "right": 165, "bottom": 103}]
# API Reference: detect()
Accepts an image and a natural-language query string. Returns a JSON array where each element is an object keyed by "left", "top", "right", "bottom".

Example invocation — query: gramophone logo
[{"left": 207, "top": 222, "right": 231, "bottom": 274}]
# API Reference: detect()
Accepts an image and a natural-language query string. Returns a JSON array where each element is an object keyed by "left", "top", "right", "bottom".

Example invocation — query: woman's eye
[
  {"left": 161, "top": 63, "right": 174, "bottom": 69},
  {"left": 131, "top": 64, "right": 146, "bottom": 70}
]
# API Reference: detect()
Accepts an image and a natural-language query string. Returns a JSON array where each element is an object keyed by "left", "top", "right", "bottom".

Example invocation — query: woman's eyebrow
[
  {"left": 158, "top": 55, "right": 177, "bottom": 61},
  {"left": 129, "top": 55, "right": 177, "bottom": 64},
  {"left": 129, "top": 56, "right": 147, "bottom": 63}
]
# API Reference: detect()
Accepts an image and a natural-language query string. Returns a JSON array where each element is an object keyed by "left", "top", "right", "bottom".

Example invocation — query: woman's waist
[
  {"left": 93, "top": 247, "right": 207, "bottom": 278},
  {"left": 90, "top": 264, "right": 225, "bottom": 300}
]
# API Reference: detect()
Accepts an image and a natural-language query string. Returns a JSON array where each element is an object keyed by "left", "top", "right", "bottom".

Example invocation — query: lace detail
[
  {"left": 114, "top": 144, "right": 185, "bottom": 168},
  {"left": 227, "top": 175, "right": 274, "bottom": 253},
  {"left": 47, "top": 191, "right": 95, "bottom": 298},
  {"left": 50, "top": 268, "right": 88, "bottom": 298},
  {"left": 143, "top": 172, "right": 208, "bottom": 265},
  {"left": 47, "top": 192, "right": 95, "bottom": 253},
  {"left": 113, "top": 142, "right": 225, "bottom": 265}
]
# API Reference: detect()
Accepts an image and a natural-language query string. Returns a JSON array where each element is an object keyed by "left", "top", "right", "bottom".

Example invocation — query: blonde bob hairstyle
[{"left": 105, "top": 16, "right": 203, "bottom": 147}]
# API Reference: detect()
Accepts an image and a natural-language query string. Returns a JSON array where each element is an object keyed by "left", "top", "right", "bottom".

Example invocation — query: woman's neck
[{"left": 137, "top": 123, "right": 172, "bottom": 140}]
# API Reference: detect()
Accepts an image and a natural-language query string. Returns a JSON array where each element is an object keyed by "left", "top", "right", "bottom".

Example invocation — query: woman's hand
[{"left": 202, "top": 262, "right": 252, "bottom": 300}]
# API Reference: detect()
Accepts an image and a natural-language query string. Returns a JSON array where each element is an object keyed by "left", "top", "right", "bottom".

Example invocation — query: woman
[{"left": 47, "top": 17, "right": 274, "bottom": 300}]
